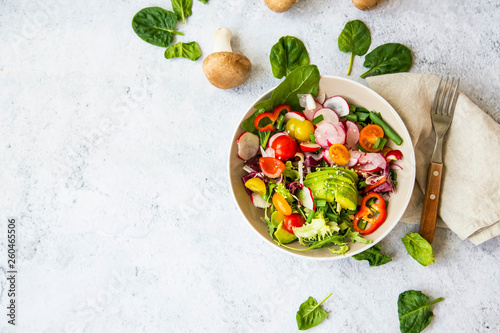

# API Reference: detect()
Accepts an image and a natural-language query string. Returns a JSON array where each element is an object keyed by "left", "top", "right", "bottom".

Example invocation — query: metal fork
[{"left": 419, "top": 77, "right": 460, "bottom": 243}]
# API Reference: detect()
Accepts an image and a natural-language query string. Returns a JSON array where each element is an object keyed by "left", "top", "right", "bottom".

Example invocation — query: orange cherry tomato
[
  {"left": 359, "top": 124, "right": 385, "bottom": 152},
  {"left": 259, "top": 157, "right": 286, "bottom": 178},
  {"left": 272, "top": 192, "right": 292, "bottom": 216},
  {"left": 328, "top": 144, "right": 351, "bottom": 165}
]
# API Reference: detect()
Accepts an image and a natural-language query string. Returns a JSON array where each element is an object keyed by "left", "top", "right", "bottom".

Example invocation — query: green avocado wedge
[{"left": 275, "top": 222, "right": 297, "bottom": 244}]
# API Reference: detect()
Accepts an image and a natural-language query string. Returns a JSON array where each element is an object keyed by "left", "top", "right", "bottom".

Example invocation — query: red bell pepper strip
[
  {"left": 364, "top": 176, "right": 387, "bottom": 193},
  {"left": 254, "top": 104, "right": 291, "bottom": 132},
  {"left": 353, "top": 192, "right": 387, "bottom": 234}
]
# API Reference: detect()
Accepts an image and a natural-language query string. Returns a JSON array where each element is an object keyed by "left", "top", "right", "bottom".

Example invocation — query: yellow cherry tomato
[
  {"left": 285, "top": 119, "right": 314, "bottom": 142},
  {"left": 272, "top": 192, "right": 292, "bottom": 216},
  {"left": 245, "top": 178, "right": 266, "bottom": 195},
  {"left": 329, "top": 144, "right": 351, "bottom": 166},
  {"left": 294, "top": 120, "right": 315, "bottom": 142}
]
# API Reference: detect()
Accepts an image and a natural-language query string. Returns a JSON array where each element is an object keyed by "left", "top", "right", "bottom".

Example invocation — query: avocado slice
[{"left": 274, "top": 221, "right": 297, "bottom": 244}]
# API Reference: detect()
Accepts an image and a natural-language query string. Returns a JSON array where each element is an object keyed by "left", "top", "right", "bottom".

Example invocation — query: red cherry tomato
[
  {"left": 259, "top": 157, "right": 286, "bottom": 178},
  {"left": 283, "top": 213, "right": 306, "bottom": 234},
  {"left": 270, "top": 135, "right": 298, "bottom": 161}
]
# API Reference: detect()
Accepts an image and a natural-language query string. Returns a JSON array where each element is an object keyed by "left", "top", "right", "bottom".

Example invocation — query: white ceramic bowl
[{"left": 229, "top": 75, "right": 416, "bottom": 260}]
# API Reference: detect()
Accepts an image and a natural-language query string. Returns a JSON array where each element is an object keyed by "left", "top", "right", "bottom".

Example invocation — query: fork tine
[
  {"left": 431, "top": 77, "right": 443, "bottom": 114},
  {"left": 437, "top": 77, "right": 449, "bottom": 115},
  {"left": 448, "top": 78, "right": 460, "bottom": 116}
]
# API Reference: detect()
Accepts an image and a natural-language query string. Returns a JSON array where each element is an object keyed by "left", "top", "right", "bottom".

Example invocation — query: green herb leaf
[
  {"left": 254, "top": 65, "right": 320, "bottom": 112},
  {"left": 338, "top": 20, "right": 371, "bottom": 75},
  {"left": 241, "top": 109, "right": 265, "bottom": 133},
  {"left": 352, "top": 244, "right": 392, "bottom": 266},
  {"left": 164, "top": 41, "right": 201, "bottom": 61},
  {"left": 296, "top": 294, "right": 332, "bottom": 330},
  {"left": 132, "top": 7, "right": 183, "bottom": 47},
  {"left": 270, "top": 36, "right": 310, "bottom": 79},
  {"left": 171, "top": 0, "right": 193, "bottom": 24},
  {"left": 198, "top": 0, "right": 208, "bottom": 3},
  {"left": 398, "top": 290, "right": 444, "bottom": 333},
  {"left": 361, "top": 43, "right": 413, "bottom": 78},
  {"left": 402, "top": 232, "right": 435, "bottom": 266}
]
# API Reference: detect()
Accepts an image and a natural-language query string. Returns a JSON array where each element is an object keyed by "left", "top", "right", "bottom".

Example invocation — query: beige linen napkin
[{"left": 366, "top": 73, "right": 500, "bottom": 245}]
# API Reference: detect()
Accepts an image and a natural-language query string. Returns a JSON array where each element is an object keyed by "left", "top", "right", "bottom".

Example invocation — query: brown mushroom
[
  {"left": 202, "top": 28, "right": 252, "bottom": 89},
  {"left": 264, "top": 0, "right": 300, "bottom": 13},
  {"left": 352, "top": 0, "right": 381, "bottom": 11}
]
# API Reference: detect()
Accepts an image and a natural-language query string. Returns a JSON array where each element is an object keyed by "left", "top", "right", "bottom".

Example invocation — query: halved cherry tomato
[
  {"left": 270, "top": 135, "right": 298, "bottom": 161},
  {"left": 283, "top": 213, "right": 305, "bottom": 234},
  {"left": 259, "top": 157, "right": 285, "bottom": 178},
  {"left": 244, "top": 178, "right": 266, "bottom": 195},
  {"left": 286, "top": 119, "right": 315, "bottom": 142},
  {"left": 359, "top": 124, "right": 385, "bottom": 152},
  {"left": 328, "top": 144, "right": 351, "bottom": 165},
  {"left": 272, "top": 192, "right": 292, "bottom": 216}
]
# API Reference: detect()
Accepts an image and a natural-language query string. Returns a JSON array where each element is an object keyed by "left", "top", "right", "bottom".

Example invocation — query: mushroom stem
[{"left": 213, "top": 28, "right": 233, "bottom": 52}]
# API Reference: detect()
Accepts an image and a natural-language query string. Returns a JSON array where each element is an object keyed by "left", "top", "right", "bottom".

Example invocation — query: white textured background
[{"left": 1, "top": 0, "right": 499, "bottom": 332}]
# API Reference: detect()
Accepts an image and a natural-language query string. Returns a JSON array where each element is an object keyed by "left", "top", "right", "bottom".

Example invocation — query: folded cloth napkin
[{"left": 366, "top": 73, "right": 500, "bottom": 245}]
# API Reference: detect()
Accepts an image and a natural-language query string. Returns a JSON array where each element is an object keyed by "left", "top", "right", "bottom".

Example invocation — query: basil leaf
[
  {"left": 270, "top": 36, "right": 310, "bottom": 79},
  {"left": 361, "top": 43, "right": 413, "bottom": 78},
  {"left": 164, "top": 41, "right": 201, "bottom": 61},
  {"left": 132, "top": 7, "right": 183, "bottom": 47},
  {"left": 398, "top": 290, "right": 444, "bottom": 333},
  {"left": 402, "top": 232, "right": 435, "bottom": 266},
  {"left": 338, "top": 20, "right": 371, "bottom": 75},
  {"left": 171, "top": 0, "right": 193, "bottom": 24},
  {"left": 254, "top": 65, "right": 320, "bottom": 112},
  {"left": 296, "top": 294, "right": 332, "bottom": 331},
  {"left": 352, "top": 244, "right": 392, "bottom": 266}
]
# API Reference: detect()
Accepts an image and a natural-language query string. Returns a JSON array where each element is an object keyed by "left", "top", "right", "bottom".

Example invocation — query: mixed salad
[{"left": 237, "top": 92, "right": 404, "bottom": 254}]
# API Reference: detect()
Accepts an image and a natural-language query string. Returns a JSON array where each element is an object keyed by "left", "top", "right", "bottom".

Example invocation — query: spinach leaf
[
  {"left": 270, "top": 36, "right": 310, "bottom": 79},
  {"left": 241, "top": 109, "right": 265, "bottom": 133},
  {"left": 296, "top": 294, "right": 332, "bottom": 330},
  {"left": 352, "top": 244, "right": 392, "bottom": 266},
  {"left": 254, "top": 65, "right": 320, "bottom": 112},
  {"left": 164, "top": 41, "right": 201, "bottom": 61},
  {"left": 132, "top": 7, "right": 183, "bottom": 47},
  {"left": 402, "top": 232, "right": 435, "bottom": 266},
  {"left": 398, "top": 290, "right": 444, "bottom": 333},
  {"left": 171, "top": 0, "right": 193, "bottom": 24},
  {"left": 361, "top": 43, "right": 413, "bottom": 78},
  {"left": 198, "top": 0, "right": 208, "bottom": 3},
  {"left": 338, "top": 20, "right": 371, "bottom": 75}
]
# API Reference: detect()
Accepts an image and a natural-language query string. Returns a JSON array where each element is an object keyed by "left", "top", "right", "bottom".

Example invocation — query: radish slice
[
  {"left": 326, "top": 123, "right": 346, "bottom": 145},
  {"left": 386, "top": 150, "right": 403, "bottom": 162},
  {"left": 347, "top": 150, "right": 363, "bottom": 167},
  {"left": 313, "top": 108, "right": 340, "bottom": 126},
  {"left": 260, "top": 146, "right": 275, "bottom": 158},
  {"left": 314, "top": 123, "right": 334, "bottom": 148},
  {"left": 284, "top": 111, "right": 306, "bottom": 122},
  {"left": 237, "top": 132, "right": 260, "bottom": 161},
  {"left": 299, "top": 142, "right": 321, "bottom": 152},
  {"left": 297, "top": 187, "right": 315, "bottom": 210},
  {"left": 357, "top": 153, "right": 387, "bottom": 172},
  {"left": 323, "top": 96, "right": 350, "bottom": 117},
  {"left": 321, "top": 149, "right": 334, "bottom": 165},
  {"left": 345, "top": 120, "right": 360, "bottom": 148},
  {"left": 268, "top": 132, "right": 288, "bottom": 148},
  {"left": 315, "top": 91, "right": 326, "bottom": 104},
  {"left": 251, "top": 193, "right": 270, "bottom": 209},
  {"left": 304, "top": 101, "right": 322, "bottom": 121}
]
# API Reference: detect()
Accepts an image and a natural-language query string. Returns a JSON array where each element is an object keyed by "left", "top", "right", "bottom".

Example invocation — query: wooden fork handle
[{"left": 419, "top": 162, "right": 443, "bottom": 244}]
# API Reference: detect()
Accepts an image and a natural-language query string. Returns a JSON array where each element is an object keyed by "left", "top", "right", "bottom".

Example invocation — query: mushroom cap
[
  {"left": 202, "top": 52, "right": 252, "bottom": 89},
  {"left": 264, "top": 0, "right": 299, "bottom": 13}
]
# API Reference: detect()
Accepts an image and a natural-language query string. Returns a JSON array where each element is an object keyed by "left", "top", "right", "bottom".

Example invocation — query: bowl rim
[{"left": 228, "top": 75, "right": 416, "bottom": 260}]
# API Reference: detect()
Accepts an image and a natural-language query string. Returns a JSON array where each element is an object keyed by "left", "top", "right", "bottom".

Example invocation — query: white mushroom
[
  {"left": 202, "top": 28, "right": 252, "bottom": 89},
  {"left": 264, "top": 0, "right": 300, "bottom": 13}
]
